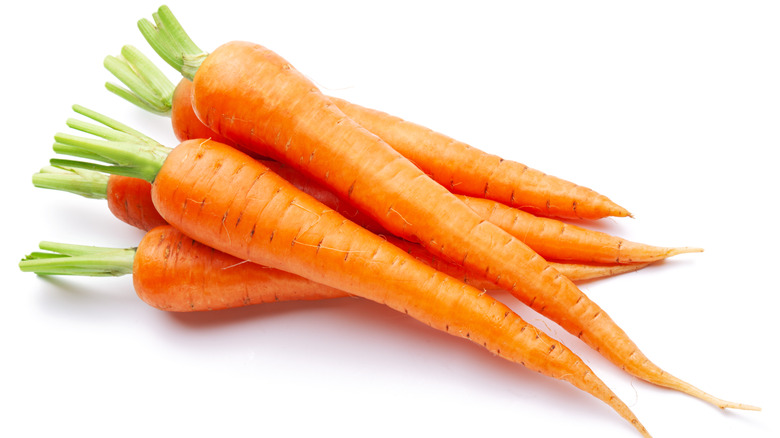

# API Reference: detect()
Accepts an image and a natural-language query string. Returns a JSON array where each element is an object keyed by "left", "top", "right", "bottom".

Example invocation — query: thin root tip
[
  {"left": 613, "top": 205, "right": 633, "bottom": 218},
  {"left": 667, "top": 246, "right": 704, "bottom": 257},
  {"left": 720, "top": 402, "right": 761, "bottom": 411}
]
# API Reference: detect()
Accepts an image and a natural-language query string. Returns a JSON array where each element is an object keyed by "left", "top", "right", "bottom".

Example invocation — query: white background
[{"left": 2, "top": 1, "right": 778, "bottom": 437}]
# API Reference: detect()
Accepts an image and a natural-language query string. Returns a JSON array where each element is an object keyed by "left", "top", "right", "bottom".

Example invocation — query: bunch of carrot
[{"left": 18, "top": 5, "right": 760, "bottom": 436}]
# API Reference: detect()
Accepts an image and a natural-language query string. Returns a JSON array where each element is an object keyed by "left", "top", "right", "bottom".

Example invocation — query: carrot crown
[
  {"left": 104, "top": 45, "right": 175, "bottom": 116},
  {"left": 51, "top": 105, "right": 170, "bottom": 183},
  {"left": 33, "top": 166, "right": 109, "bottom": 199},
  {"left": 19, "top": 241, "right": 135, "bottom": 277},
  {"left": 137, "top": 5, "right": 207, "bottom": 81}
]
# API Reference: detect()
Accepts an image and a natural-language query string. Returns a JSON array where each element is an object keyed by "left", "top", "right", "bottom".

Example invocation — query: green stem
[
  {"left": 72, "top": 105, "right": 161, "bottom": 146},
  {"left": 104, "top": 45, "right": 175, "bottom": 116},
  {"left": 19, "top": 242, "right": 136, "bottom": 277},
  {"left": 32, "top": 166, "right": 109, "bottom": 199},
  {"left": 137, "top": 5, "right": 208, "bottom": 81},
  {"left": 51, "top": 105, "right": 171, "bottom": 183}
]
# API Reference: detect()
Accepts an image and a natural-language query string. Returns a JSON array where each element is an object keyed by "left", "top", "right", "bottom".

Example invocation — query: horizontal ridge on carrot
[
  {"left": 132, "top": 5, "right": 756, "bottom": 412},
  {"left": 46, "top": 105, "right": 653, "bottom": 436},
  {"left": 104, "top": 47, "right": 700, "bottom": 265}
]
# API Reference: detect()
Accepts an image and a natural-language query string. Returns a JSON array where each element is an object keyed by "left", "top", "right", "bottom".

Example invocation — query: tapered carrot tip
[
  {"left": 665, "top": 247, "right": 704, "bottom": 257},
  {"left": 706, "top": 393, "right": 761, "bottom": 411},
  {"left": 664, "top": 373, "right": 760, "bottom": 411},
  {"left": 722, "top": 401, "right": 762, "bottom": 411},
  {"left": 615, "top": 205, "right": 633, "bottom": 218}
]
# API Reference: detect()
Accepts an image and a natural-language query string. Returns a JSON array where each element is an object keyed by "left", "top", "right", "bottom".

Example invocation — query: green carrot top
[
  {"left": 33, "top": 166, "right": 110, "bottom": 199},
  {"left": 137, "top": 5, "right": 208, "bottom": 81},
  {"left": 105, "top": 6, "right": 210, "bottom": 116},
  {"left": 51, "top": 105, "right": 171, "bottom": 183},
  {"left": 104, "top": 45, "right": 176, "bottom": 116},
  {"left": 19, "top": 241, "right": 135, "bottom": 277}
]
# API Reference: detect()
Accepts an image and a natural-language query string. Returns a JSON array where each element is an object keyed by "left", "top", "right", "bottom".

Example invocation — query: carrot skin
[
  {"left": 262, "top": 160, "right": 387, "bottom": 235},
  {"left": 106, "top": 175, "right": 167, "bottom": 231},
  {"left": 457, "top": 195, "right": 701, "bottom": 264},
  {"left": 134, "top": 225, "right": 349, "bottom": 311},
  {"left": 172, "top": 78, "right": 272, "bottom": 161},
  {"left": 171, "top": 75, "right": 625, "bottom": 220},
  {"left": 148, "top": 138, "right": 649, "bottom": 435},
  {"left": 330, "top": 96, "right": 629, "bottom": 220},
  {"left": 135, "top": 226, "right": 648, "bottom": 312},
  {"left": 171, "top": 78, "right": 235, "bottom": 146}
]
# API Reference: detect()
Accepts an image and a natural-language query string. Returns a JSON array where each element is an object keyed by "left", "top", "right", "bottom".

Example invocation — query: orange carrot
[
  {"left": 273, "top": 158, "right": 696, "bottom": 265},
  {"left": 136, "top": 7, "right": 755, "bottom": 412},
  {"left": 30, "top": 166, "right": 168, "bottom": 231},
  {"left": 330, "top": 96, "right": 628, "bottom": 220},
  {"left": 105, "top": 174, "right": 167, "bottom": 231},
  {"left": 389, "top": 236, "right": 650, "bottom": 285},
  {"left": 106, "top": 47, "right": 698, "bottom": 264},
  {"left": 19, "top": 226, "right": 350, "bottom": 310},
  {"left": 20, "top": 226, "right": 649, "bottom": 314},
  {"left": 457, "top": 196, "right": 702, "bottom": 264},
  {"left": 50, "top": 106, "right": 653, "bottom": 436},
  {"left": 170, "top": 76, "right": 234, "bottom": 146}
]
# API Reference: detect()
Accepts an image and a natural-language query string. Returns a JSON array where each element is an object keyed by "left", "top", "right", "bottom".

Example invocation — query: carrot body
[
  {"left": 103, "top": 180, "right": 649, "bottom": 296},
  {"left": 262, "top": 160, "right": 386, "bottom": 235},
  {"left": 106, "top": 174, "right": 167, "bottom": 231},
  {"left": 330, "top": 96, "right": 628, "bottom": 220},
  {"left": 170, "top": 76, "right": 625, "bottom": 220},
  {"left": 457, "top": 196, "right": 700, "bottom": 264},
  {"left": 137, "top": 226, "right": 642, "bottom": 311},
  {"left": 101, "top": 172, "right": 498, "bottom": 292},
  {"left": 182, "top": 41, "right": 748, "bottom": 410},
  {"left": 165, "top": 77, "right": 693, "bottom": 264},
  {"left": 191, "top": 42, "right": 647, "bottom": 357},
  {"left": 170, "top": 78, "right": 234, "bottom": 146},
  {"left": 147, "top": 137, "right": 648, "bottom": 435},
  {"left": 77, "top": 167, "right": 645, "bottom": 284},
  {"left": 134, "top": 225, "right": 349, "bottom": 311}
]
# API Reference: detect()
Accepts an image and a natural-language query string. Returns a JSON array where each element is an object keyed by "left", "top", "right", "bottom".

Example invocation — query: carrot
[
  {"left": 32, "top": 165, "right": 651, "bottom": 286},
  {"left": 135, "top": 6, "right": 756, "bottom": 411},
  {"left": 108, "top": 44, "right": 624, "bottom": 221},
  {"left": 105, "top": 46, "right": 232, "bottom": 146},
  {"left": 33, "top": 166, "right": 167, "bottom": 231},
  {"left": 19, "top": 226, "right": 649, "bottom": 314},
  {"left": 457, "top": 196, "right": 702, "bottom": 264},
  {"left": 48, "top": 105, "right": 654, "bottom": 436},
  {"left": 105, "top": 45, "right": 698, "bottom": 265},
  {"left": 329, "top": 96, "right": 628, "bottom": 220},
  {"left": 104, "top": 44, "right": 261, "bottom": 158},
  {"left": 269, "top": 159, "right": 698, "bottom": 264},
  {"left": 19, "top": 227, "right": 351, "bottom": 311},
  {"left": 390, "top": 236, "right": 651, "bottom": 285}
]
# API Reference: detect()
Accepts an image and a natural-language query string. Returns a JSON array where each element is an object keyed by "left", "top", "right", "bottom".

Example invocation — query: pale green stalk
[{"left": 19, "top": 242, "right": 135, "bottom": 277}]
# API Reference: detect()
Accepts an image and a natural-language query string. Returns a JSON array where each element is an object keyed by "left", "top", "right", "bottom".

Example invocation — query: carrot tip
[
  {"left": 719, "top": 401, "right": 762, "bottom": 411},
  {"left": 666, "top": 247, "right": 704, "bottom": 257}
]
